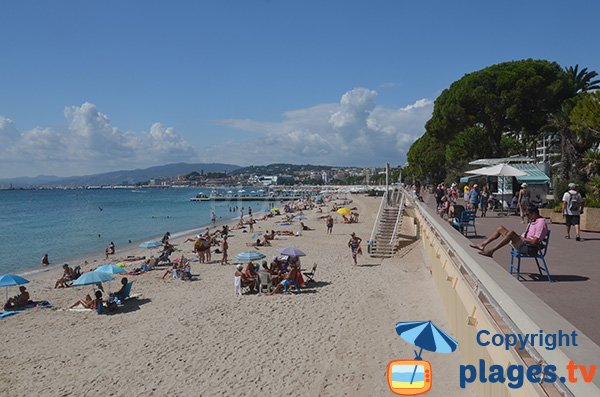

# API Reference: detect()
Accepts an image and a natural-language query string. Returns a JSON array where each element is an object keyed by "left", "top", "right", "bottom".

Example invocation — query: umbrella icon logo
[{"left": 387, "top": 321, "right": 458, "bottom": 396}]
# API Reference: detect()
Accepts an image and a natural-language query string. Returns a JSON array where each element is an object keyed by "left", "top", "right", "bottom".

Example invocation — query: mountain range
[{"left": 0, "top": 163, "right": 241, "bottom": 187}]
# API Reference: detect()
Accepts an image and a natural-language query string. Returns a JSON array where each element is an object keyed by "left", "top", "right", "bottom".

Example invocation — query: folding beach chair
[
  {"left": 303, "top": 264, "right": 317, "bottom": 284},
  {"left": 258, "top": 270, "right": 272, "bottom": 294}
]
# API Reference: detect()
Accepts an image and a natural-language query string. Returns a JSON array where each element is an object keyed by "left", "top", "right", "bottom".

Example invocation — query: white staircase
[{"left": 369, "top": 192, "right": 405, "bottom": 259}]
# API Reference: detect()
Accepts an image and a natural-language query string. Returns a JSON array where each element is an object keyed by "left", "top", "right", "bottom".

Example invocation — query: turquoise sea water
[{"left": 0, "top": 188, "right": 274, "bottom": 274}]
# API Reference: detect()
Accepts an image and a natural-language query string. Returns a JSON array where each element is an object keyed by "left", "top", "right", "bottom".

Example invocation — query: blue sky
[{"left": 1, "top": 0, "right": 598, "bottom": 178}]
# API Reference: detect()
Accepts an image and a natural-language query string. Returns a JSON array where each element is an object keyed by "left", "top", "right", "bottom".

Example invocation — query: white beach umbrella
[{"left": 465, "top": 163, "right": 526, "bottom": 177}]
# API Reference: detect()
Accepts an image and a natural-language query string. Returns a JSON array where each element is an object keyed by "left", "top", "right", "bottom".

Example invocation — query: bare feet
[
  {"left": 477, "top": 250, "right": 493, "bottom": 258},
  {"left": 469, "top": 244, "right": 483, "bottom": 251}
]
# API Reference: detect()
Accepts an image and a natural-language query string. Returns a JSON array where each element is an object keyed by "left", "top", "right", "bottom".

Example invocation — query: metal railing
[
  {"left": 369, "top": 190, "right": 387, "bottom": 244},
  {"left": 389, "top": 192, "right": 405, "bottom": 246}
]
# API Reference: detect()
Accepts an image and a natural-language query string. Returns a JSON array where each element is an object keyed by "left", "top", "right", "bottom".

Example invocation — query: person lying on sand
[
  {"left": 4, "top": 286, "right": 30, "bottom": 310},
  {"left": 70, "top": 293, "right": 94, "bottom": 309}
]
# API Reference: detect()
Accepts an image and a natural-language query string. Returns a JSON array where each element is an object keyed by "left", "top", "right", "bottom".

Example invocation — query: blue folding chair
[
  {"left": 451, "top": 210, "right": 477, "bottom": 237},
  {"left": 510, "top": 230, "right": 552, "bottom": 282}
]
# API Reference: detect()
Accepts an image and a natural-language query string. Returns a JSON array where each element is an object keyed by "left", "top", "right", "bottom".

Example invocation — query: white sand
[{"left": 1, "top": 195, "right": 469, "bottom": 396}]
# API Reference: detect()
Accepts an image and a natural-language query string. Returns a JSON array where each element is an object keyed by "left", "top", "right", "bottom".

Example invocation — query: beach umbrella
[
  {"left": 234, "top": 251, "right": 266, "bottom": 262},
  {"left": 251, "top": 232, "right": 263, "bottom": 240},
  {"left": 278, "top": 247, "right": 306, "bottom": 257},
  {"left": 72, "top": 271, "right": 114, "bottom": 286},
  {"left": 466, "top": 163, "right": 527, "bottom": 215},
  {"left": 337, "top": 207, "right": 351, "bottom": 216},
  {"left": 292, "top": 215, "right": 306, "bottom": 221},
  {"left": 139, "top": 241, "right": 161, "bottom": 248},
  {"left": 0, "top": 274, "right": 30, "bottom": 300},
  {"left": 95, "top": 264, "right": 127, "bottom": 274},
  {"left": 0, "top": 274, "right": 30, "bottom": 287},
  {"left": 395, "top": 320, "right": 458, "bottom": 383}
]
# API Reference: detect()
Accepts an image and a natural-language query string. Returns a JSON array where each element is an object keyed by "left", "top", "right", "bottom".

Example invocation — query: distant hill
[
  {"left": 230, "top": 163, "right": 335, "bottom": 175},
  {"left": 0, "top": 162, "right": 241, "bottom": 187}
]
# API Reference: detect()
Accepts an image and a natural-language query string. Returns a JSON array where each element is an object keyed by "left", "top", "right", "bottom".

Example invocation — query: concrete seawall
[{"left": 406, "top": 192, "right": 600, "bottom": 396}]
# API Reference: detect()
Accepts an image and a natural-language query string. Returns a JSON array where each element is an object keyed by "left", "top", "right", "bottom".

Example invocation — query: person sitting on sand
[
  {"left": 270, "top": 266, "right": 299, "bottom": 295},
  {"left": 300, "top": 222, "right": 313, "bottom": 231},
  {"left": 181, "top": 261, "right": 192, "bottom": 281},
  {"left": 470, "top": 206, "right": 548, "bottom": 258},
  {"left": 4, "top": 286, "right": 30, "bottom": 310},
  {"left": 55, "top": 264, "right": 74, "bottom": 288},
  {"left": 162, "top": 263, "right": 180, "bottom": 280},
  {"left": 93, "top": 290, "right": 104, "bottom": 314},
  {"left": 70, "top": 293, "right": 94, "bottom": 309}
]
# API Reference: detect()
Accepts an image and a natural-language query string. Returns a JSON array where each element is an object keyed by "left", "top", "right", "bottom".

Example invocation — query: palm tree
[
  {"left": 565, "top": 65, "right": 600, "bottom": 94},
  {"left": 546, "top": 102, "right": 581, "bottom": 181}
]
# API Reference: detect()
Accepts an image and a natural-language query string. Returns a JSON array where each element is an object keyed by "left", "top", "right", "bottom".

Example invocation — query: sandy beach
[{"left": 1, "top": 195, "right": 469, "bottom": 396}]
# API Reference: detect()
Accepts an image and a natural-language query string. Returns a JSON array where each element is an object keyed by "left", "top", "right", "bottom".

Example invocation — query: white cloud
[
  {"left": 0, "top": 103, "right": 197, "bottom": 177},
  {"left": 205, "top": 88, "right": 433, "bottom": 166},
  {"left": 0, "top": 89, "right": 433, "bottom": 178}
]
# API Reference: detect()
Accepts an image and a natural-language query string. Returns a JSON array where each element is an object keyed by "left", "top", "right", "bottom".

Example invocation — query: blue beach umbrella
[
  {"left": 234, "top": 251, "right": 266, "bottom": 262},
  {"left": 395, "top": 321, "right": 458, "bottom": 384},
  {"left": 0, "top": 274, "right": 30, "bottom": 287},
  {"left": 278, "top": 247, "right": 306, "bottom": 257},
  {"left": 0, "top": 274, "right": 30, "bottom": 300},
  {"left": 95, "top": 264, "right": 127, "bottom": 275},
  {"left": 72, "top": 271, "right": 114, "bottom": 286},
  {"left": 139, "top": 241, "right": 161, "bottom": 248}
]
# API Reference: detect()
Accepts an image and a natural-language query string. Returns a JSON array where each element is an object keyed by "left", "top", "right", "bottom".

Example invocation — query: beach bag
[{"left": 568, "top": 193, "right": 581, "bottom": 212}]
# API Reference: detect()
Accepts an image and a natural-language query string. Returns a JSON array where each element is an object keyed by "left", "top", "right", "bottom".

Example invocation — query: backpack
[{"left": 568, "top": 193, "right": 581, "bottom": 212}]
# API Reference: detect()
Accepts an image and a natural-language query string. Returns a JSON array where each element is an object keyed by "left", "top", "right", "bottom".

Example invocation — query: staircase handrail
[
  {"left": 370, "top": 190, "right": 387, "bottom": 244},
  {"left": 389, "top": 192, "right": 405, "bottom": 246}
]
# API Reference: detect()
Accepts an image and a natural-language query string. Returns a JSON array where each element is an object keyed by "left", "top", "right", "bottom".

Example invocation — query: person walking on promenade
[
  {"left": 469, "top": 184, "right": 480, "bottom": 212},
  {"left": 518, "top": 183, "right": 530, "bottom": 223},
  {"left": 562, "top": 182, "right": 584, "bottom": 241},
  {"left": 470, "top": 206, "right": 547, "bottom": 258}
]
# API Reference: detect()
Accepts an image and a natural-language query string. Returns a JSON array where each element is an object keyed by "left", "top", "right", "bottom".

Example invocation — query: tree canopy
[
  {"left": 426, "top": 59, "right": 570, "bottom": 156},
  {"left": 405, "top": 59, "right": 596, "bottom": 183}
]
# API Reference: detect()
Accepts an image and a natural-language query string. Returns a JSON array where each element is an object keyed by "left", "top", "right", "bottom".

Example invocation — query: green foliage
[
  {"left": 406, "top": 132, "right": 446, "bottom": 182},
  {"left": 426, "top": 59, "right": 570, "bottom": 156},
  {"left": 544, "top": 199, "right": 557, "bottom": 209},
  {"left": 570, "top": 91, "right": 600, "bottom": 136},
  {"left": 565, "top": 65, "right": 600, "bottom": 94}
]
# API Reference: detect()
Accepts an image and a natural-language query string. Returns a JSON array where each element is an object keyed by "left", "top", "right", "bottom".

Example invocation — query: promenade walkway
[{"left": 424, "top": 193, "right": 600, "bottom": 345}]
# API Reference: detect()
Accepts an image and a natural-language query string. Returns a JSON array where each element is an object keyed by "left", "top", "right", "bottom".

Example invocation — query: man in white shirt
[{"left": 562, "top": 182, "right": 584, "bottom": 241}]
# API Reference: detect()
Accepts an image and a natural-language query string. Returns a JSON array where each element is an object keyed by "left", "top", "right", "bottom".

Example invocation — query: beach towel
[
  {"left": 9, "top": 301, "right": 52, "bottom": 311},
  {"left": 0, "top": 311, "right": 19, "bottom": 319}
]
